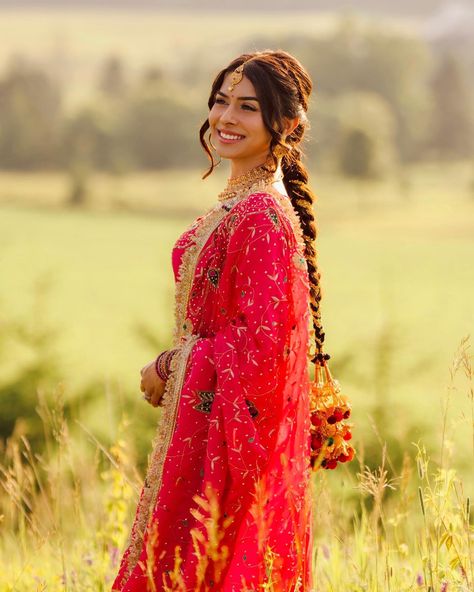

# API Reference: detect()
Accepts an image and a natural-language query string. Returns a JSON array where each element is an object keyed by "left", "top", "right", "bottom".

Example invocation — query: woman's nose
[{"left": 220, "top": 103, "right": 238, "bottom": 124}]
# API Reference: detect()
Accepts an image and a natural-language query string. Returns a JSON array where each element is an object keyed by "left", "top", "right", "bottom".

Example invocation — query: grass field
[
  {"left": 0, "top": 162, "right": 473, "bottom": 416},
  {"left": 0, "top": 162, "right": 473, "bottom": 590}
]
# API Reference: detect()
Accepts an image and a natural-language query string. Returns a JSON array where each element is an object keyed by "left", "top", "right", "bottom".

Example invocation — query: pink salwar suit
[{"left": 112, "top": 187, "right": 314, "bottom": 592}]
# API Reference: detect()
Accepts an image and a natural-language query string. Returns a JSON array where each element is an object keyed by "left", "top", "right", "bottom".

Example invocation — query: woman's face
[{"left": 208, "top": 73, "right": 273, "bottom": 172}]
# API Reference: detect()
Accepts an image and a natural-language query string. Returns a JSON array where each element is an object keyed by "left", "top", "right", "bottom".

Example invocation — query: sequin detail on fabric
[{"left": 194, "top": 390, "right": 215, "bottom": 414}]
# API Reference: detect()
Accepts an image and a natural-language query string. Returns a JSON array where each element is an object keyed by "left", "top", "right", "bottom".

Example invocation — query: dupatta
[{"left": 112, "top": 187, "right": 314, "bottom": 591}]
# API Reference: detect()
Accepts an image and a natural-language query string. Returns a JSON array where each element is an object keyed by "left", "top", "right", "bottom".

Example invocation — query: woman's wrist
[{"left": 154, "top": 349, "right": 178, "bottom": 381}]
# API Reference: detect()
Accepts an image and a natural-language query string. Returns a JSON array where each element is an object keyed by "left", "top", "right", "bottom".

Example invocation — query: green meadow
[
  {"left": 1, "top": 162, "right": 472, "bottom": 430},
  {"left": 1, "top": 162, "right": 473, "bottom": 590}
]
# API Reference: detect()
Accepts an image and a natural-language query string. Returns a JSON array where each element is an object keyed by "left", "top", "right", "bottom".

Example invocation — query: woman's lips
[{"left": 217, "top": 129, "right": 246, "bottom": 143}]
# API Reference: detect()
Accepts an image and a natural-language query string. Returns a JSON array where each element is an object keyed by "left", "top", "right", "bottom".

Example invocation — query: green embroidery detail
[
  {"left": 194, "top": 390, "right": 215, "bottom": 414},
  {"left": 266, "top": 207, "right": 279, "bottom": 227},
  {"left": 207, "top": 268, "right": 220, "bottom": 287}
]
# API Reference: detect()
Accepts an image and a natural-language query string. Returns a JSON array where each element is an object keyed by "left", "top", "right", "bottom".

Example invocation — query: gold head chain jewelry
[{"left": 227, "top": 57, "right": 256, "bottom": 92}]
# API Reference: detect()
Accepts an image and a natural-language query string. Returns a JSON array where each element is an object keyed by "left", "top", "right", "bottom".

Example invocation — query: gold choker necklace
[{"left": 217, "top": 158, "right": 283, "bottom": 202}]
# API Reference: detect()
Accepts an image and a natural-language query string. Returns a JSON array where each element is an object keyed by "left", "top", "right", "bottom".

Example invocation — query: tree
[
  {"left": 122, "top": 80, "right": 202, "bottom": 169},
  {"left": 98, "top": 55, "right": 128, "bottom": 100},
  {"left": 60, "top": 101, "right": 129, "bottom": 173},
  {"left": 429, "top": 53, "right": 473, "bottom": 159},
  {"left": 252, "top": 18, "right": 431, "bottom": 162},
  {"left": 0, "top": 58, "right": 62, "bottom": 169},
  {"left": 339, "top": 129, "right": 375, "bottom": 179},
  {"left": 335, "top": 91, "right": 398, "bottom": 179}
]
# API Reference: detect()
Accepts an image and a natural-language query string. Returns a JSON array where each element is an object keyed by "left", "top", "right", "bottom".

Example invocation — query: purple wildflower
[
  {"left": 110, "top": 545, "right": 119, "bottom": 566},
  {"left": 83, "top": 552, "right": 94, "bottom": 566}
]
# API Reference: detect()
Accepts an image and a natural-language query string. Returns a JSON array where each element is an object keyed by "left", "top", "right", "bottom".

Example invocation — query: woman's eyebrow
[{"left": 216, "top": 90, "right": 259, "bottom": 102}]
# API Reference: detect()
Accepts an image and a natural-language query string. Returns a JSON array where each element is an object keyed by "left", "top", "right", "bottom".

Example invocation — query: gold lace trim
[
  {"left": 118, "top": 333, "right": 198, "bottom": 584},
  {"left": 173, "top": 197, "right": 243, "bottom": 345}
]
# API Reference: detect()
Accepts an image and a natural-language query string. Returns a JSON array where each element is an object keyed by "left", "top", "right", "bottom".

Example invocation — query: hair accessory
[
  {"left": 227, "top": 57, "right": 256, "bottom": 92},
  {"left": 309, "top": 359, "right": 355, "bottom": 471},
  {"left": 228, "top": 63, "right": 245, "bottom": 92}
]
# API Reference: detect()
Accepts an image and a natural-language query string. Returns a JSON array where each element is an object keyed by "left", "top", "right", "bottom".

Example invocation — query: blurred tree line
[{"left": 0, "top": 19, "right": 472, "bottom": 184}]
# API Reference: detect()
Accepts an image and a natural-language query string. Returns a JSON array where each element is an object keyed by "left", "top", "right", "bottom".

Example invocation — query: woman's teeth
[{"left": 218, "top": 130, "right": 245, "bottom": 140}]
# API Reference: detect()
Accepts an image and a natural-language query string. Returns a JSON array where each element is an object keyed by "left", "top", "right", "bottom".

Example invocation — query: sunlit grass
[{"left": 0, "top": 337, "right": 472, "bottom": 590}]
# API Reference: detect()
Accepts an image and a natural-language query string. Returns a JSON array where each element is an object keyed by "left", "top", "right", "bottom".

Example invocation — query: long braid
[
  {"left": 199, "top": 49, "right": 330, "bottom": 366},
  {"left": 200, "top": 50, "right": 355, "bottom": 471},
  {"left": 280, "top": 147, "right": 329, "bottom": 365}
]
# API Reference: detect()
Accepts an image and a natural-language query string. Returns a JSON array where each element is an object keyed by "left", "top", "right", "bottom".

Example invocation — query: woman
[{"left": 112, "top": 50, "right": 353, "bottom": 592}]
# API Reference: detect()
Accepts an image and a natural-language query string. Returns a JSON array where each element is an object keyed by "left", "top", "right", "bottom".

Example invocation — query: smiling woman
[
  {"left": 208, "top": 76, "right": 281, "bottom": 175},
  {"left": 112, "top": 50, "right": 354, "bottom": 592}
]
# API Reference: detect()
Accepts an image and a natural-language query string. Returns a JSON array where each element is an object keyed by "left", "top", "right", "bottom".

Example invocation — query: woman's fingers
[
  {"left": 139, "top": 359, "right": 167, "bottom": 406},
  {"left": 150, "top": 390, "right": 163, "bottom": 407}
]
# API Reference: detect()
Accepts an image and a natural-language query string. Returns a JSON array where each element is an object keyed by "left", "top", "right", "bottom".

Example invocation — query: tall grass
[{"left": 0, "top": 336, "right": 472, "bottom": 591}]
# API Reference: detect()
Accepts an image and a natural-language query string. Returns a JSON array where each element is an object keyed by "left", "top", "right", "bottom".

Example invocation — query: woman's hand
[{"left": 140, "top": 359, "right": 167, "bottom": 407}]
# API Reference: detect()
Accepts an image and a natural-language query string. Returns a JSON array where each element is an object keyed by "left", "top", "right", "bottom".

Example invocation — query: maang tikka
[{"left": 227, "top": 58, "right": 255, "bottom": 92}]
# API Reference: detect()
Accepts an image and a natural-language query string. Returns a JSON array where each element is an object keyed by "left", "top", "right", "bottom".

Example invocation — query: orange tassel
[{"left": 309, "top": 359, "right": 355, "bottom": 471}]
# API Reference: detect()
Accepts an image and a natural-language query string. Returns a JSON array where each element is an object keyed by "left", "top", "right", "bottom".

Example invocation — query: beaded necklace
[{"left": 217, "top": 158, "right": 283, "bottom": 202}]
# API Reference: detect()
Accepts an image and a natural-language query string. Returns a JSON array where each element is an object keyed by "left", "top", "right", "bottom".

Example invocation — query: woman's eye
[{"left": 214, "top": 98, "right": 256, "bottom": 112}]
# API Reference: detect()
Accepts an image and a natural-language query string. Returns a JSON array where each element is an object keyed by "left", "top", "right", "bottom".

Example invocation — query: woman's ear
[{"left": 283, "top": 116, "right": 300, "bottom": 137}]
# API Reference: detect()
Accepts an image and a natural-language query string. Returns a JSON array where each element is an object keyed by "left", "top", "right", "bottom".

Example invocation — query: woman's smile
[{"left": 217, "top": 129, "right": 246, "bottom": 143}]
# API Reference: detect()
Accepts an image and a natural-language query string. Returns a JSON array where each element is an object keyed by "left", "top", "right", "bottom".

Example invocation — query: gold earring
[
  {"left": 273, "top": 144, "right": 287, "bottom": 159},
  {"left": 208, "top": 131, "right": 217, "bottom": 151}
]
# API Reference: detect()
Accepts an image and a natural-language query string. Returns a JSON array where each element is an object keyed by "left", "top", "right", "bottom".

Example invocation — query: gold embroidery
[
  {"left": 207, "top": 267, "right": 220, "bottom": 287},
  {"left": 119, "top": 180, "right": 311, "bottom": 585},
  {"left": 266, "top": 206, "right": 280, "bottom": 227},
  {"left": 173, "top": 199, "right": 243, "bottom": 346},
  {"left": 120, "top": 196, "right": 247, "bottom": 583}
]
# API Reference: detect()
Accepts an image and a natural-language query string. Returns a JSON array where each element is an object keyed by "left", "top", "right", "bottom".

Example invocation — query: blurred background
[
  {"left": 0, "top": 0, "right": 474, "bottom": 592},
  {"left": 0, "top": 1, "right": 473, "bottom": 586}
]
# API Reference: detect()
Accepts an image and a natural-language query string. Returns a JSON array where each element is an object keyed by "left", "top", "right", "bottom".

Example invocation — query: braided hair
[{"left": 199, "top": 49, "right": 329, "bottom": 365}]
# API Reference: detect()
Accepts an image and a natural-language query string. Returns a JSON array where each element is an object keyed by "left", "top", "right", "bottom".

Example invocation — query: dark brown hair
[{"left": 199, "top": 50, "right": 329, "bottom": 364}]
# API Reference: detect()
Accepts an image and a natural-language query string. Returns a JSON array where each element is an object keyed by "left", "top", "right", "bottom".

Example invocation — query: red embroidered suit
[{"left": 112, "top": 187, "right": 314, "bottom": 591}]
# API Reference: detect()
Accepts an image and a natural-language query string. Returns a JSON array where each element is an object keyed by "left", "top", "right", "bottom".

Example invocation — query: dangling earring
[
  {"left": 273, "top": 143, "right": 289, "bottom": 160},
  {"left": 208, "top": 131, "right": 217, "bottom": 152},
  {"left": 207, "top": 131, "right": 221, "bottom": 167}
]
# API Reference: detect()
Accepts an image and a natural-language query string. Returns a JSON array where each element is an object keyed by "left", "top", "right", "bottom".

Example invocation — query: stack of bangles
[{"left": 154, "top": 349, "right": 178, "bottom": 381}]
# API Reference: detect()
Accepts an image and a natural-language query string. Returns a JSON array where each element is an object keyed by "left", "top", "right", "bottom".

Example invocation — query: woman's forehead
[{"left": 219, "top": 73, "right": 256, "bottom": 96}]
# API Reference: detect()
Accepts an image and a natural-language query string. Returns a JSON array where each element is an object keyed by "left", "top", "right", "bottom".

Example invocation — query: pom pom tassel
[{"left": 309, "top": 359, "right": 355, "bottom": 471}]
